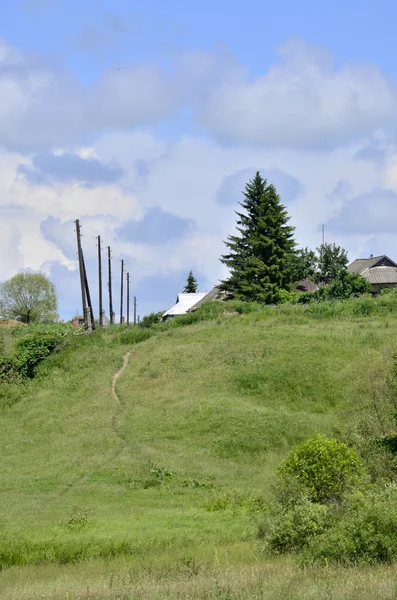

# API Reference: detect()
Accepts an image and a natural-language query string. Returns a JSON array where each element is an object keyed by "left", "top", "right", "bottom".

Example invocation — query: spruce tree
[
  {"left": 220, "top": 172, "right": 296, "bottom": 303},
  {"left": 183, "top": 270, "right": 198, "bottom": 293}
]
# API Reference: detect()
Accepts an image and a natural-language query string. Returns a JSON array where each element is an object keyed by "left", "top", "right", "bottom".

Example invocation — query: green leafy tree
[
  {"left": 220, "top": 172, "right": 296, "bottom": 303},
  {"left": 183, "top": 270, "right": 198, "bottom": 293},
  {"left": 327, "top": 270, "right": 371, "bottom": 300},
  {"left": 289, "top": 247, "right": 318, "bottom": 282},
  {"left": 317, "top": 243, "right": 348, "bottom": 283},
  {"left": 0, "top": 272, "right": 58, "bottom": 324}
]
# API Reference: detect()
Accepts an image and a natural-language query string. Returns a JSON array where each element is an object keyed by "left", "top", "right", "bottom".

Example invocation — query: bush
[
  {"left": 279, "top": 435, "right": 364, "bottom": 503},
  {"left": 303, "top": 485, "right": 397, "bottom": 565},
  {"left": 267, "top": 496, "right": 329, "bottom": 553},
  {"left": 327, "top": 270, "right": 371, "bottom": 300},
  {"left": 138, "top": 312, "right": 163, "bottom": 329},
  {"left": 14, "top": 324, "right": 71, "bottom": 378},
  {"left": 277, "top": 289, "right": 299, "bottom": 304}
]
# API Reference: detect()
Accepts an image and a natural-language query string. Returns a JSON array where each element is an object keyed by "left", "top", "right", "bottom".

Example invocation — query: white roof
[{"left": 163, "top": 293, "right": 207, "bottom": 317}]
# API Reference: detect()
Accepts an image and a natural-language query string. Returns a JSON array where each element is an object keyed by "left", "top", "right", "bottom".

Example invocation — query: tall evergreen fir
[
  {"left": 220, "top": 172, "right": 296, "bottom": 303},
  {"left": 183, "top": 270, "right": 198, "bottom": 293}
]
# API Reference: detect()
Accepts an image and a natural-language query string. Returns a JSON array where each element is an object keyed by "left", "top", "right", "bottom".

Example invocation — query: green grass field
[{"left": 1, "top": 298, "right": 397, "bottom": 598}]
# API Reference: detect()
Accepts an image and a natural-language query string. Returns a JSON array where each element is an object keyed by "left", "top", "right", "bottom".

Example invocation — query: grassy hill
[{"left": 1, "top": 296, "right": 397, "bottom": 598}]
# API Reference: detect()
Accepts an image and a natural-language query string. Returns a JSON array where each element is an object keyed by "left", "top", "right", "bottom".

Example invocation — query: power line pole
[
  {"left": 97, "top": 235, "right": 104, "bottom": 327},
  {"left": 75, "top": 219, "right": 90, "bottom": 332},
  {"left": 82, "top": 252, "right": 95, "bottom": 331},
  {"left": 108, "top": 246, "right": 114, "bottom": 325},
  {"left": 133, "top": 296, "right": 137, "bottom": 326},
  {"left": 126, "top": 272, "right": 130, "bottom": 326},
  {"left": 322, "top": 224, "right": 325, "bottom": 248},
  {"left": 120, "top": 259, "right": 124, "bottom": 324}
]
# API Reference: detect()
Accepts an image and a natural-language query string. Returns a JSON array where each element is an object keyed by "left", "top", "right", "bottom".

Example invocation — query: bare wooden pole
[
  {"left": 108, "top": 246, "right": 114, "bottom": 325},
  {"left": 75, "top": 219, "right": 89, "bottom": 331},
  {"left": 133, "top": 296, "right": 137, "bottom": 326},
  {"left": 98, "top": 235, "right": 104, "bottom": 327},
  {"left": 82, "top": 252, "right": 95, "bottom": 331},
  {"left": 120, "top": 259, "right": 124, "bottom": 324},
  {"left": 126, "top": 272, "right": 130, "bottom": 326}
]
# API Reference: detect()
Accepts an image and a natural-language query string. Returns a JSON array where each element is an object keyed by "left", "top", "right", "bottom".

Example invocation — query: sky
[{"left": 1, "top": 0, "right": 397, "bottom": 319}]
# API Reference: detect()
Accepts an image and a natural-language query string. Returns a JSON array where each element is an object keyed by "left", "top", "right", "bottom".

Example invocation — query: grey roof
[
  {"left": 187, "top": 287, "right": 220, "bottom": 311},
  {"left": 295, "top": 279, "right": 319, "bottom": 293},
  {"left": 362, "top": 266, "right": 397, "bottom": 285},
  {"left": 348, "top": 255, "right": 397, "bottom": 274}
]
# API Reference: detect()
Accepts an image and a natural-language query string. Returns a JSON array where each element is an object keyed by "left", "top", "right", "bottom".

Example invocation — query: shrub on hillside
[
  {"left": 138, "top": 312, "right": 163, "bottom": 329},
  {"left": 279, "top": 435, "right": 364, "bottom": 504},
  {"left": 303, "top": 485, "right": 397, "bottom": 565},
  {"left": 268, "top": 496, "right": 329, "bottom": 553},
  {"left": 14, "top": 324, "right": 71, "bottom": 378}
]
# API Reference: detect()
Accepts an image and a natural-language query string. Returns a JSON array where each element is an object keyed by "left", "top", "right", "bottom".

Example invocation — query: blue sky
[{"left": 1, "top": 0, "right": 397, "bottom": 319}]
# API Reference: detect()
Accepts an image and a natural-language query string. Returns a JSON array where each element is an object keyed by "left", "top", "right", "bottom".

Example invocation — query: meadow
[{"left": 1, "top": 295, "right": 397, "bottom": 598}]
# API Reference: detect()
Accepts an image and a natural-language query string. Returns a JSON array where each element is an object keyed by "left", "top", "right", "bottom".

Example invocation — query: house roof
[
  {"left": 187, "top": 287, "right": 219, "bottom": 311},
  {"left": 347, "top": 255, "right": 397, "bottom": 274},
  {"left": 295, "top": 279, "right": 319, "bottom": 293},
  {"left": 162, "top": 293, "right": 208, "bottom": 317},
  {"left": 361, "top": 266, "right": 397, "bottom": 285}
]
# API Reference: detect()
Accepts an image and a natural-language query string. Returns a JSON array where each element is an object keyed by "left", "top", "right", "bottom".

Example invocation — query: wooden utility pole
[
  {"left": 120, "top": 259, "right": 124, "bottom": 324},
  {"left": 133, "top": 296, "right": 137, "bottom": 326},
  {"left": 108, "top": 246, "right": 114, "bottom": 325},
  {"left": 98, "top": 235, "right": 104, "bottom": 327},
  {"left": 82, "top": 253, "right": 95, "bottom": 331},
  {"left": 75, "top": 219, "right": 91, "bottom": 332},
  {"left": 126, "top": 272, "right": 130, "bottom": 326}
]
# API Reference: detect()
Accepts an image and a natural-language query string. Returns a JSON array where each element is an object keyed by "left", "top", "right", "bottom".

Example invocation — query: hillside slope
[{"left": 1, "top": 300, "right": 397, "bottom": 598}]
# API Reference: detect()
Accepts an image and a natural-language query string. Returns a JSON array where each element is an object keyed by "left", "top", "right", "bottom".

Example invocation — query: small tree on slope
[
  {"left": 220, "top": 172, "right": 296, "bottom": 303},
  {"left": 0, "top": 271, "right": 58, "bottom": 323},
  {"left": 183, "top": 270, "right": 198, "bottom": 293}
]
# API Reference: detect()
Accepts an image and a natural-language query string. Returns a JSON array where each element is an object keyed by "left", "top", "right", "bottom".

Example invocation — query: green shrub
[
  {"left": 13, "top": 324, "right": 71, "bottom": 378},
  {"left": 303, "top": 485, "right": 397, "bottom": 565},
  {"left": 327, "top": 270, "right": 371, "bottom": 300},
  {"left": 267, "top": 496, "right": 329, "bottom": 553},
  {"left": 138, "top": 312, "right": 163, "bottom": 329},
  {"left": 277, "top": 290, "right": 299, "bottom": 304},
  {"left": 280, "top": 435, "right": 364, "bottom": 503}
]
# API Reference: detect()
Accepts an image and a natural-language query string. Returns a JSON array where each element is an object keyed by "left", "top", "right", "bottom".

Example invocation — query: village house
[
  {"left": 162, "top": 288, "right": 219, "bottom": 321},
  {"left": 347, "top": 255, "right": 397, "bottom": 294}
]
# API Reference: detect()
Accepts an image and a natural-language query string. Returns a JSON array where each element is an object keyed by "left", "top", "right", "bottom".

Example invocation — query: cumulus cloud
[
  {"left": 3, "top": 35, "right": 397, "bottom": 154},
  {"left": 0, "top": 38, "right": 177, "bottom": 152},
  {"left": 18, "top": 152, "right": 124, "bottom": 186},
  {"left": 197, "top": 38, "right": 397, "bottom": 149},
  {"left": 116, "top": 207, "right": 196, "bottom": 245}
]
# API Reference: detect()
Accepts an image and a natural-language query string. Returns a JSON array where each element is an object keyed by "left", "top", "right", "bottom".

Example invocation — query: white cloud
[
  {"left": 0, "top": 39, "right": 177, "bottom": 152},
  {"left": 197, "top": 38, "right": 397, "bottom": 150}
]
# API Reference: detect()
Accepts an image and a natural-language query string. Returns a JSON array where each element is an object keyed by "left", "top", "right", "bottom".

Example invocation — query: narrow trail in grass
[
  {"left": 112, "top": 350, "right": 131, "bottom": 433},
  {"left": 112, "top": 351, "right": 132, "bottom": 407},
  {"left": 63, "top": 350, "right": 132, "bottom": 494}
]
